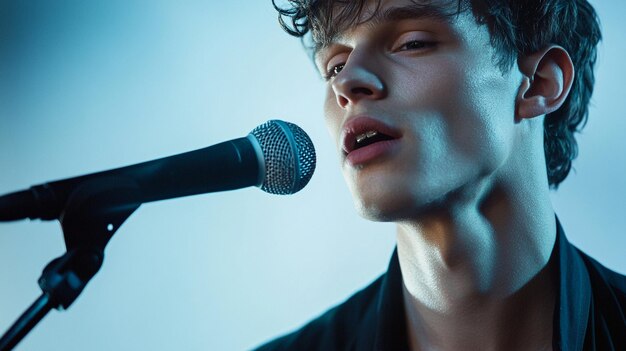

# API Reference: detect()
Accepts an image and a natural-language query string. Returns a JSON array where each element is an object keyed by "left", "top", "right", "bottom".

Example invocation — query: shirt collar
[
  {"left": 553, "top": 218, "right": 591, "bottom": 351},
  {"left": 374, "top": 247, "right": 409, "bottom": 351},
  {"left": 372, "top": 218, "right": 591, "bottom": 351}
]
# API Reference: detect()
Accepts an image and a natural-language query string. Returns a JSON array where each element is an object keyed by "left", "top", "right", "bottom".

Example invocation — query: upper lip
[{"left": 340, "top": 115, "right": 403, "bottom": 154}]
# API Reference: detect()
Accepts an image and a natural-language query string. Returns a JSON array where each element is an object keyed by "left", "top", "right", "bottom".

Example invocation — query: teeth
[{"left": 356, "top": 130, "right": 378, "bottom": 144}]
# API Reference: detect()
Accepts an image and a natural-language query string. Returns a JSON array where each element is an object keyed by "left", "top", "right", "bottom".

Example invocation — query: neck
[{"left": 396, "top": 176, "right": 557, "bottom": 351}]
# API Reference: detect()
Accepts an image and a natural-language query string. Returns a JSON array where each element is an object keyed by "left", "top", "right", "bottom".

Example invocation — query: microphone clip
[{"left": 0, "top": 176, "right": 142, "bottom": 350}]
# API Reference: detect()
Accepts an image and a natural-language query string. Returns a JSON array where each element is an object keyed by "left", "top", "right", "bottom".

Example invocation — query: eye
[
  {"left": 324, "top": 63, "right": 345, "bottom": 81},
  {"left": 391, "top": 31, "right": 437, "bottom": 53},
  {"left": 395, "top": 40, "right": 436, "bottom": 52},
  {"left": 322, "top": 51, "right": 349, "bottom": 81}
]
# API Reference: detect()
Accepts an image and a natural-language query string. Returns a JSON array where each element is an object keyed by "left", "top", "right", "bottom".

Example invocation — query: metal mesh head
[{"left": 249, "top": 120, "right": 316, "bottom": 195}]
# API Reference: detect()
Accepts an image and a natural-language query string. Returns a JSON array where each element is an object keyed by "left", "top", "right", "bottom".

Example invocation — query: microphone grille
[{"left": 250, "top": 120, "right": 316, "bottom": 195}]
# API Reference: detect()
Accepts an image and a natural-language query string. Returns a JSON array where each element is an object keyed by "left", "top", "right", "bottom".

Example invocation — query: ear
[{"left": 515, "top": 46, "right": 575, "bottom": 121}]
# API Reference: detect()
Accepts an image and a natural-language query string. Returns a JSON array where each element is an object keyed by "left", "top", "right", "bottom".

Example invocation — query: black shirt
[{"left": 254, "top": 220, "right": 626, "bottom": 350}]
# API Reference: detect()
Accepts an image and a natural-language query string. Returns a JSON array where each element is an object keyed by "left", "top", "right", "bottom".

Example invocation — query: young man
[{"left": 258, "top": 0, "right": 625, "bottom": 350}]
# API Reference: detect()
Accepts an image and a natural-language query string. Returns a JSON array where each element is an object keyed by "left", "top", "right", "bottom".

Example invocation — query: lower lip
[{"left": 345, "top": 139, "right": 400, "bottom": 166}]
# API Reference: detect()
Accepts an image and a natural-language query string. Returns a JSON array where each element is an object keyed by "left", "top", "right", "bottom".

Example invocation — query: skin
[{"left": 315, "top": 0, "right": 575, "bottom": 350}]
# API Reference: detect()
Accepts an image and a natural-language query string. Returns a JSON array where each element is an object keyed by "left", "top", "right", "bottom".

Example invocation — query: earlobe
[{"left": 515, "top": 46, "right": 575, "bottom": 121}]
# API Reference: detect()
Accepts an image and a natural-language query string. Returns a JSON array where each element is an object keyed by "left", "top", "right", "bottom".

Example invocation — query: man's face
[{"left": 315, "top": 0, "right": 524, "bottom": 221}]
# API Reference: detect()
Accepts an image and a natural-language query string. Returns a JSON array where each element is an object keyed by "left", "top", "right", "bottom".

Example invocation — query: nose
[{"left": 331, "top": 62, "right": 386, "bottom": 109}]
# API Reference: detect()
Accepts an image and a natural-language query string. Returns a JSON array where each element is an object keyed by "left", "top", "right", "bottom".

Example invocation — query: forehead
[{"left": 312, "top": 0, "right": 465, "bottom": 51}]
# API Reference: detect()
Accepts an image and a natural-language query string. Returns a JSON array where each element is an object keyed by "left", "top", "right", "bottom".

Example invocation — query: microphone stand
[{"left": 0, "top": 177, "right": 142, "bottom": 351}]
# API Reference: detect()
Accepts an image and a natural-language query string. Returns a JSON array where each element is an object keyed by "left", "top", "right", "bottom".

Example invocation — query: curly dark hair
[{"left": 272, "top": 0, "right": 602, "bottom": 188}]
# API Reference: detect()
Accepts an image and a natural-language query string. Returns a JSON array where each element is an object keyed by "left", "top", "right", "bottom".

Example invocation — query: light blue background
[{"left": 0, "top": 1, "right": 624, "bottom": 350}]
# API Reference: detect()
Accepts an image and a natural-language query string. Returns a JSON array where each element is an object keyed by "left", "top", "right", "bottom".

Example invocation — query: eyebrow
[
  {"left": 373, "top": 3, "right": 457, "bottom": 26},
  {"left": 315, "top": 3, "right": 458, "bottom": 56}
]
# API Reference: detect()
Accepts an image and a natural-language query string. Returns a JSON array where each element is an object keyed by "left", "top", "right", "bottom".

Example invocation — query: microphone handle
[{"left": 0, "top": 137, "right": 261, "bottom": 222}]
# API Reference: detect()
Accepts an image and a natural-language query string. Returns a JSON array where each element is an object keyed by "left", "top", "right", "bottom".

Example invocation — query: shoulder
[
  {"left": 253, "top": 275, "right": 384, "bottom": 351},
  {"left": 577, "top": 248, "right": 626, "bottom": 300},
  {"left": 575, "top": 248, "right": 626, "bottom": 337}
]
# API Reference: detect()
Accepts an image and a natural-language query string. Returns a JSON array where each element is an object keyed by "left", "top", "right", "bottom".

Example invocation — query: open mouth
[
  {"left": 340, "top": 116, "right": 402, "bottom": 165},
  {"left": 352, "top": 130, "right": 395, "bottom": 151},
  {"left": 342, "top": 117, "right": 402, "bottom": 155}
]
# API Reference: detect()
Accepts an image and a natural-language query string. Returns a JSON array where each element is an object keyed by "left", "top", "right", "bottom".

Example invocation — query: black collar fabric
[
  {"left": 553, "top": 220, "right": 591, "bottom": 350},
  {"left": 371, "top": 241, "right": 408, "bottom": 351},
  {"left": 368, "top": 220, "right": 626, "bottom": 351}
]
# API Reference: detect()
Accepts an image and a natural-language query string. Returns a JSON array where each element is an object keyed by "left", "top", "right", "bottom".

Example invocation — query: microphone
[{"left": 0, "top": 120, "right": 316, "bottom": 222}]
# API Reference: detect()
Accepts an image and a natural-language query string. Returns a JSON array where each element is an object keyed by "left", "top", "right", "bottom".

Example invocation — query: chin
[
  {"left": 350, "top": 186, "right": 436, "bottom": 223},
  {"left": 353, "top": 200, "right": 398, "bottom": 222},
  {"left": 347, "top": 170, "right": 469, "bottom": 223}
]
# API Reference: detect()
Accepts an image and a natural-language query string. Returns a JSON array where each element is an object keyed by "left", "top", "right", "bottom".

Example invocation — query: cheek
[
  {"left": 459, "top": 65, "right": 519, "bottom": 168},
  {"left": 323, "top": 89, "right": 342, "bottom": 144},
  {"left": 397, "top": 54, "right": 518, "bottom": 172}
]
